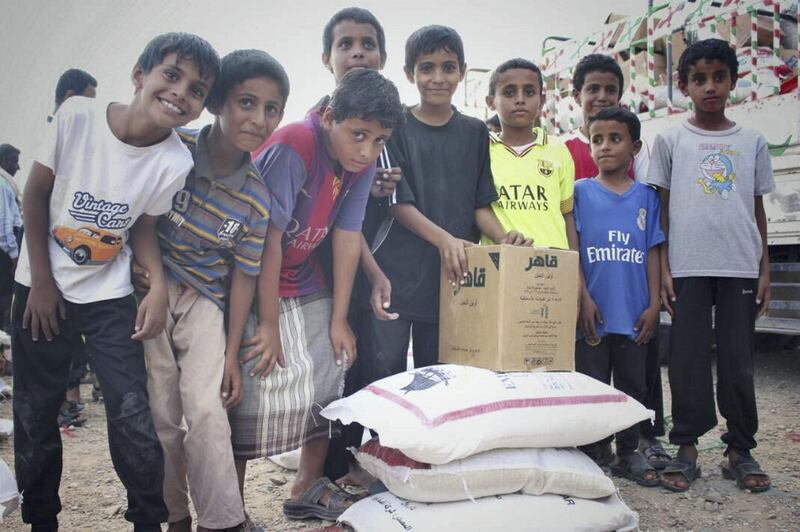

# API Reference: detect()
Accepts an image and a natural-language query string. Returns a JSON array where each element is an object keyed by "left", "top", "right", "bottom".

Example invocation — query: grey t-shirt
[{"left": 647, "top": 121, "right": 775, "bottom": 279}]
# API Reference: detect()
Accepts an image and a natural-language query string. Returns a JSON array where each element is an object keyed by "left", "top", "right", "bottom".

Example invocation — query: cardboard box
[{"left": 439, "top": 245, "right": 579, "bottom": 372}]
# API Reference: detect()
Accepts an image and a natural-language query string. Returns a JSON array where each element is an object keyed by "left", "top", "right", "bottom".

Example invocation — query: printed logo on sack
[{"left": 400, "top": 367, "right": 452, "bottom": 394}]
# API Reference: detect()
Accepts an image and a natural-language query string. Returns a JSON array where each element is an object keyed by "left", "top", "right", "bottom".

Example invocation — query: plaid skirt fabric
[{"left": 229, "top": 292, "right": 346, "bottom": 460}]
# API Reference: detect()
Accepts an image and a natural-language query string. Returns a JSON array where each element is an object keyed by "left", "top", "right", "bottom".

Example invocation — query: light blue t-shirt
[{"left": 574, "top": 179, "right": 665, "bottom": 339}]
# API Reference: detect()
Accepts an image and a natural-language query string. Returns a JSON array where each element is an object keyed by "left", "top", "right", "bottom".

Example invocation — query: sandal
[
  {"left": 659, "top": 456, "right": 701, "bottom": 492},
  {"left": 283, "top": 477, "right": 358, "bottom": 521},
  {"left": 610, "top": 451, "right": 660, "bottom": 487},
  {"left": 721, "top": 450, "right": 771, "bottom": 493},
  {"left": 639, "top": 438, "right": 672, "bottom": 470},
  {"left": 580, "top": 441, "right": 614, "bottom": 467}
]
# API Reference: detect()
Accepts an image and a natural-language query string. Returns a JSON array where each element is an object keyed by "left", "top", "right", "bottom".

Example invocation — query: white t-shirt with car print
[{"left": 15, "top": 97, "right": 191, "bottom": 303}]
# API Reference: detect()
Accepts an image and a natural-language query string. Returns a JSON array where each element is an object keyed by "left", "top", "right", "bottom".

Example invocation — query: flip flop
[
  {"left": 610, "top": 452, "right": 661, "bottom": 487},
  {"left": 721, "top": 452, "right": 771, "bottom": 493},
  {"left": 283, "top": 477, "right": 358, "bottom": 521},
  {"left": 659, "top": 456, "right": 701, "bottom": 492}
]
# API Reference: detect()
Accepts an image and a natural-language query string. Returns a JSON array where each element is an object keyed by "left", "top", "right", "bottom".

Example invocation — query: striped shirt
[{"left": 157, "top": 126, "right": 270, "bottom": 307}]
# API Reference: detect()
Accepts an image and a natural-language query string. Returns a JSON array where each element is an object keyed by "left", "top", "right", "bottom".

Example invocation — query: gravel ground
[{"left": 1, "top": 346, "right": 798, "bottom": 531}]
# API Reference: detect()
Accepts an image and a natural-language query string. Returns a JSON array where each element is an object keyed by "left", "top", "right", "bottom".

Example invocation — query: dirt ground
[{"left": 1, "top": 347, "right": 799, "bottom": 531}]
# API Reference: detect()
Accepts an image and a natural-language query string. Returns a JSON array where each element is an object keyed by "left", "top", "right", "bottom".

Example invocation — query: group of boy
[{"left": 7, "top": 6, "right": 772, "bottom": 532}]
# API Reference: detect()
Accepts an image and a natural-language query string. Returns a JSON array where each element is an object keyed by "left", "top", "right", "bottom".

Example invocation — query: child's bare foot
[
  {"left": 722, "top": 449, "right": 771, "bottom": 492},
  {"left": 659, "top": 444, "right": 700, "bottom": 492},
  {"left": 335, "top": 462, "right": 376, "bottom": 490},
  {"left": 167, "top": 516, "right": 191, "bottom": 532}
]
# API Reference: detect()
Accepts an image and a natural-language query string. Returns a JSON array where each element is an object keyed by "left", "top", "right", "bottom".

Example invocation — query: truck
[{"left": 462, "top": 0, "right": 800, "bottom": 347}]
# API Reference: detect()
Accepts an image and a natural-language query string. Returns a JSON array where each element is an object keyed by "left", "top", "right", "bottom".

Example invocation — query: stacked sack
[{"left": 321, "top": 364, "right": 653, "bottom": 532}]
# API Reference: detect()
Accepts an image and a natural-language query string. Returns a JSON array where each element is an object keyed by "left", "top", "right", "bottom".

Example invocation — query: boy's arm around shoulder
[
  {"left": 130, "top": 215, "right": 167, "bottom": 341},
  {"left": 21, "top": 162, "right": 66, "bottom": 342}
]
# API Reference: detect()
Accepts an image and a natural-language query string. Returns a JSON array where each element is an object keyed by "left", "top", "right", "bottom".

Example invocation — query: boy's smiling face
[
  {"left": 133, "top": 52, "right": 213, "bottom": 129},
  {"left": 214, "top": 76, "right": 284, "bottom": 152},
  {"left": 406, "top": 48, "right": 465, "bottom": 108},
  {"left": 574, "top": 71, "right": 621, "bottom": 121},
  {"left": 679, "top": 58, "right": 734, "bottom": 115},
  {"left": 322, "top": 109, "right": 392, "bottom": 174},
  {"left": 323, "top": 20, "right": 384, "bottom": 82},
  {"left": 487, "top": 68, "right": 542, "bottom": 130},
  {"left": 589, "top": 119, "right": 640, "bottom": 174}
]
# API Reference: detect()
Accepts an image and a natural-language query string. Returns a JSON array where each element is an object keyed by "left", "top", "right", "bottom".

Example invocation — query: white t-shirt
[{"left": 15, "top": 97, "right": 192, "bottom": 303}]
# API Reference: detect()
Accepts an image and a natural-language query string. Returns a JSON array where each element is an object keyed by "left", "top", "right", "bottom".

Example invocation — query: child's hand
[
  {"left": 330, "top": 318, "right": 357, "bottom": 368},
  {"left": 240, "top": 321, "right": 286, "bottom": 378},
  {"left": 756, "top": 272, "right": 770, "bottom": 318},
  {"left": 579, "top": 293, "right": 603, "bottom": 340},
  {"left": 371, "top": 167, "right": 401, "bottom": 198},
  {"left": 501, "top": 230, "right": 533, "bottom": 246},
  {"left": 634, "top": 305, "right": 659, "bottom": 346},
  {"left": 131, "top": 259, "right": 151, "bottom": 294},
  {"left": 23, "top": 279, "right": 66, "bottom": 342},
  {"left": 438, "top": 234, "right": 471, "bottom": 286},
  {"left": 660, "top": 268, "right": 676, "bottom": 316},
  {"left": 370, "top": 273, "right": 399, "bottom": 321},
  {"left": 221, "top": 353, "right": 243, "bottom": 409},
  {"left": 131, "top": 286, "right": 167, "bottom": 341}
]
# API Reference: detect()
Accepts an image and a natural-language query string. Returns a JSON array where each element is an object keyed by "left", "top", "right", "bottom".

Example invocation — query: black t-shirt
[{"left": 361, "top": 107, "right": 497, "bottom": 322}]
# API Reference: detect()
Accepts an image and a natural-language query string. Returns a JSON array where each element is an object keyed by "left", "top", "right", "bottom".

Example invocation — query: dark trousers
[
  {"left": 575, "top": 334, "right": 647, "bottom": 455},
  {"left": 358, "top": 314, "right": 439, "bottom": 384},
  {"left": 640, "top": 329, "right": 665, "bottom": 438},
  {"left": 324, "top": 312, "right": 439, "bottom": 480},
  {"left": 11, "top": 283, "right": 167, "bottom": 529},
  {"left": 66, "top": 346, "right": 89, "bottom": 390},
  {"left": 668, "top": 277, "right": 759, "bottom": 452}
]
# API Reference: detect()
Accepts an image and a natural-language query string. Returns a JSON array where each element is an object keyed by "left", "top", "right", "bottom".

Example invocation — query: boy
[
  {"left": 648, "top": 38, "right": 773, "bottom": 493},
  {"left": 574, "top": 107, "right": 663, "bottom": 487},
  {"left": 565, "top": 53, "right": 668, "bottom": 470},
  {"left": 482, "top": 58, "right": 576, "bottom": 249},
  {"left": 356, "top": 25, "right": 528, "bottom": 392},
  {"left": 51, "top": 68, "right": 98, "bottom": 119},
  {"left": 564, "top": 53, "right": 650, "bottom": 181},
  {"left": 0, "top": 144, "right": 22, "bottom": 331},
  {"left": 231, "top": 69, "right": 404, "bottom": 521},
  {"left": 12, "top": 32, "right": 219, "bottom": 532},
  {"left": 50, "top": 68, "right": 100, "bottom": 428},
  {"left": 139, "top": 49, "right": 287, "bottom": 532}
]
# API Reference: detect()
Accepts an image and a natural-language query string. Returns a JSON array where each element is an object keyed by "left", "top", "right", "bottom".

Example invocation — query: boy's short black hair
[
  {"left": 0, "top": 143, "right": 21, "bottom": 161},
  {"left": 573, "top": 54, "right": 624, "bottom": 96},
  {"left": 323, "top": 7, "right": 387, "bottom": 63},
  {"left": 328, "top": 69, "right": 405, "bottom": 131},
  {"left": 488, "top": 58, "right": 543, "bottom": 95},
  {"left": 678, "top": 38, "right": 738, "bottom": 85},
  {"left": 588, "top": 106, "right": 641, "bottom": 142},
  {"left": 55, "top": 69, "right": 97, "bottom": 107},
  {"left": 206, "top": 49, "right": 290, "bottom": 111},
  {"left": 136, "top": 32, "right": 221, "bottom": 81},
  {"left": 404, "top": 25, "right": 465, "bottom": 73}
]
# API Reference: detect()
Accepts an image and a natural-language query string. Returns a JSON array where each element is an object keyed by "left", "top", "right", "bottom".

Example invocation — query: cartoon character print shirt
[
  {"left": 14, "top": 97, "right": 192, "bottom": 303},
  {"left": 255, "top": 112, "right": 375, "bottom": 298},
  {"left": 574, "top": 179, "right": 664, "bottom": 338},
  {"left": 647, "top": 121, "right": 774, "bottom": 278}
]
